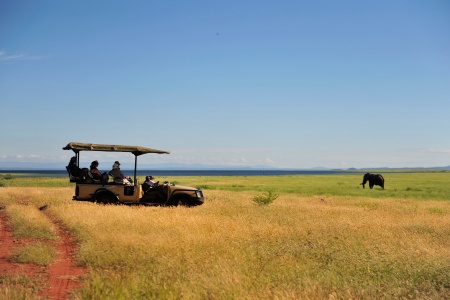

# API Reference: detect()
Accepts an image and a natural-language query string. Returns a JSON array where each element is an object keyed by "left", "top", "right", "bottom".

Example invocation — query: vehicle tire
[
  {"left": 172, "top": 196, "right": 190, "bottom": 207},
  {"left": 96, "top": 193, "right": 117, "bottom": 205}
]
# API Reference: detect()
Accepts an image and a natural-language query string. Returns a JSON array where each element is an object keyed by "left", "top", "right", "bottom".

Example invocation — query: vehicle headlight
[{"left": 196, "top": 190, "right": 203, "bottom": 198}]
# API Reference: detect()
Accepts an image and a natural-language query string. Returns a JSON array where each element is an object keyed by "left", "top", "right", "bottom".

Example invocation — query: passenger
[
  {"left": 109, "top": 161, "right": 132, "bottom": 185},
  {"left": 90, "top": 160, "right": 102, "bottom": 180},
  {"left": 67, "top": 156, "right": 82, "bottom": 177}
]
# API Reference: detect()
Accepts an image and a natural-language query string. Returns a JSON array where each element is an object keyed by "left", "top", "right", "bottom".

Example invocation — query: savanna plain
[{"left": 0, "top": 172, "right": 449, "bottom": 299}]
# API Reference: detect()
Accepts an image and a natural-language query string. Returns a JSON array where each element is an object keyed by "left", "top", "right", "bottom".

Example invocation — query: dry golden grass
[
  {"left": 1, "top": 177, "right": 449, "bottom": 299},
  {"left": 0, "top": 275, "right": 43, "bottom": 300},
  {"left": 6, "top": 203, "right": 56, "bottom": 240}
]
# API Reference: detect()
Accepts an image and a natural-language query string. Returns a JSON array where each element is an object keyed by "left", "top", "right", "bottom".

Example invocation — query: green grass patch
[
  {"left": 251, "top": 190, "right": 279, "bottom": 205},
  {"left": 2, "top": 171, "right": 450, "bottom": 200},
  {"left": 10, "top": 242, "right": 56, "bottom": 266},
  {"left": 428, "top": 207, "right": 446, "bottom": 215},
  {"left": 0, "top": 176, "right": 73, "bottom": 187}
]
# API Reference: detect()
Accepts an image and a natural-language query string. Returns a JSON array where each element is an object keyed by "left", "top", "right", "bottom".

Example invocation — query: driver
[{"left": 142, "top": 175, "right": 157, "bottom": 192}]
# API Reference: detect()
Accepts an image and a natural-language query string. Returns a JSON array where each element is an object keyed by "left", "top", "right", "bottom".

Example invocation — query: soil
[{"left": 0, "top": 205, "right": 87, "bottom": 299}]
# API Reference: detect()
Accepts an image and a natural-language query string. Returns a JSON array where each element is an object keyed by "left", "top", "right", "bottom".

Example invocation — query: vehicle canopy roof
[{"left": 63, "top": 142, "right": 170, "bottom": 156}]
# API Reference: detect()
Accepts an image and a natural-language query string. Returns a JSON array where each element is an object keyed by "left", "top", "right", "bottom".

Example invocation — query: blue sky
[{"left": 1, "top": 0, "right": 449, "bottom": 169}]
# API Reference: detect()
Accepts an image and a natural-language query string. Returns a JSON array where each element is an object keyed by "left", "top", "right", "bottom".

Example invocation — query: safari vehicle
[{"left": 63, "top": 142, "right": 204, "bottom": 206}]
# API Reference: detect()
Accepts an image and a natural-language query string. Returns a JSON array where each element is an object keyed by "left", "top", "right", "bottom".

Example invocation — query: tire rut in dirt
[
  {"left": 41, "top": 211, "right": 87, "bottom": 300},
  {"left": 0, "top": 203, "right": 87, "bottom": 300}
]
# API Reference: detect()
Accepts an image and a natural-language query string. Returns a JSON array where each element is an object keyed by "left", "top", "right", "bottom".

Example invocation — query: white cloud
[
  {"left": 0, "top": 154, "right": 61, "bottom": 162},
  {"left": 264, "top": 158, "right": 274, "bottom": 165},
  {"left": 428, "top": 148, "right": 450, "bottom": 154},
  {"left": 0, "top": 50, "right": 46, "bottom": 62}
]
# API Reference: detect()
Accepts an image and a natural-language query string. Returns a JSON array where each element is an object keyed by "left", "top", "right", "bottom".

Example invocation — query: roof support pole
[{"left": 134, "top": 155, "right": 138, "bottom": 185}]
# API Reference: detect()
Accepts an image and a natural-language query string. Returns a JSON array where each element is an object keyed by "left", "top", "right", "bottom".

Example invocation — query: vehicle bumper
[
  {"left": 191, "top": 196, "right": 205, "bottom": 206},
  {"left": 193, "top": 189, "right": 204, "bottom": 205}
]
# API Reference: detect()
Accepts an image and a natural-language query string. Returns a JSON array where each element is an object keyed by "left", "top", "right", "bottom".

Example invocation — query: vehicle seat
[
  {"left": 108, "top": 172, "right": 121, "bottom": 184},
  {"left": 66, "top": 166, "right": 80, "bottom": 182},
  {"left": 101, "top": 172, "right": 109, "bottom": 184},
  {"left": 87, "top": 172, "right": 102, "bottom": 184}
]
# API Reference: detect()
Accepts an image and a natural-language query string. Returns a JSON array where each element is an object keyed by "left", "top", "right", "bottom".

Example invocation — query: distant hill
[{"left": 354, "top": 166, "right": 450, "bottom": 171}]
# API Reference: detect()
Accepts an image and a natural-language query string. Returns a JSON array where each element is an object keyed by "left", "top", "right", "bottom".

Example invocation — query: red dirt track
[{"left": 0, "top": 206, "right": 87, "bottom": 299}]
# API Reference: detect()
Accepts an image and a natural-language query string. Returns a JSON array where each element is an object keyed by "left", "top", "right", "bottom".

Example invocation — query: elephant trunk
[{"left": 362, "top": 173, "right": 370, "bottom": 189}]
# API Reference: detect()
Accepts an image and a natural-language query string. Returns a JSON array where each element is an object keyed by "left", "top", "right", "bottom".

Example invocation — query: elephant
[{"left": 361, "top": 173, "right": 384, "bottom": 189}]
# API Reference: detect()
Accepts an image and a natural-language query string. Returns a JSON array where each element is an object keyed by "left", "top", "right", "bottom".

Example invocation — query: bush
[{"left": 251, "top": 191, "right": 278, "bottom": 206}]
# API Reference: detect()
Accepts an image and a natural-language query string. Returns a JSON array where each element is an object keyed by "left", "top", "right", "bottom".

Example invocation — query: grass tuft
[
  {"left": 0, "top": 275, "right": 43, "bottom": 300},
  {"left": 251, "top": 191, "right": 279, "bottom": 205},
  {"left": 10, "top": 242, "right": 56, "bottom": 266}
]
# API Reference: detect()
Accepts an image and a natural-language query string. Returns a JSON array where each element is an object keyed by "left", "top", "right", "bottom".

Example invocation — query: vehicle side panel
[{"left": 75, "top": 183, "right": 142, "bottom": 203}]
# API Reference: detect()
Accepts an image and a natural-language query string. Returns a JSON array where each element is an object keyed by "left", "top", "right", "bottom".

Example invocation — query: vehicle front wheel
[{"left": 172, "top": 197, "right": 190, "bottom": 207}]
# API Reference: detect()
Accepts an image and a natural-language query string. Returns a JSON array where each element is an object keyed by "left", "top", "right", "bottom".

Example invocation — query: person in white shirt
[{"left": 142, "top": 175, "right": 157, "bottom": 192}]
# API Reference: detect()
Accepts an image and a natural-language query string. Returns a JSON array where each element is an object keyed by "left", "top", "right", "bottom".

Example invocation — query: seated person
[
  {"left": 67, "top": 156, "right": 82, "bottom": 177},
  {"left": 90, "top": 160, "right": 102, "bottom": 180},
  {"left": 142, "top": 175, "right": 158, "bottom": 192},
  {"left": 109, "top": 161, "right": 132, "bottom": 185}
]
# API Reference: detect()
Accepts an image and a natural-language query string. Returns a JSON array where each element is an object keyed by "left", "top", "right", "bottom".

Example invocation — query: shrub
[{"left": 251, "top": 191, "right": 279, "bottom": 206}]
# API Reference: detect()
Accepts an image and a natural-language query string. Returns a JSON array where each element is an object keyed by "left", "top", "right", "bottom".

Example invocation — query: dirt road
[{"left": 0, "top": 205, "right": 86, "bottom": 299}]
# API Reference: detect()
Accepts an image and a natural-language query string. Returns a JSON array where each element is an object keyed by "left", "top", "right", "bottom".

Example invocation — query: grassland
[{"left": 0, "top": 172, "right": 449, "bottom": 299}]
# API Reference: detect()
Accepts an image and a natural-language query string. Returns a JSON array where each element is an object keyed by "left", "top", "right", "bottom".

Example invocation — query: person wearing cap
[{"left": 109, "top": 161, "right": 132, "bottom": 185}]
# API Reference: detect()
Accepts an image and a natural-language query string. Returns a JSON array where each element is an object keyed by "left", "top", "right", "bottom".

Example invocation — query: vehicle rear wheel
[{"left": 96, "top": 193, "right": 117, "bottom": 205}]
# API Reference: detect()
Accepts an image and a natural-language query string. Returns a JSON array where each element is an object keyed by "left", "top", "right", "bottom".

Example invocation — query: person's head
[
  {"left": 70, "top": 156, "right": 77, "bottom": 163},
  {"left": 90, "top": 160, "right": 99, "bottom": 169},
  {"left": 146, "top": 175, "right": 154, "bottom": 182},
  {"left": 113, "top": 161, "right": 120, "bottom": 169}
]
